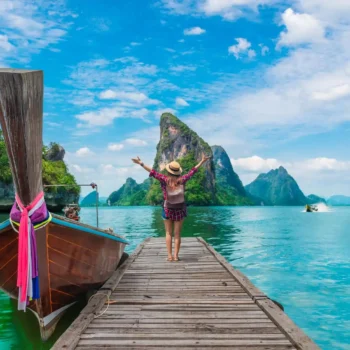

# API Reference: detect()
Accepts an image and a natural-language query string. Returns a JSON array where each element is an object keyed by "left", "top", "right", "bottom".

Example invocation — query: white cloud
[
  {"left": 76, "top": 147, "right": 94, "bottom": 157},
  {"left": 176, "top": 97, "right": 189, "bottom": 106},
  {"left": 230, "top": 156, "right": 350, "bottom": 196},
  {"left": 160, "top": 0, "right": 279, "bottom": 21},
  {"left": 184, "top": 27, "right": 206, "bottom": 35},
  {"left": 302, "top": 158, "right": 350, "bottom": 171},
  {"left": 108, "top": 143, "right": 124, "bottom": 151},
  {"left": 312, "top": 84, "right": 350, "bottom": 102},
  {"left": 99, "top": 90, "right": 160, "bottom": 106},
  {"left": 71, "top": 164, "right": 94, "bottom": 173},
  {"left": 124, "top": 138, "right": 148, "bottom": 146},
  {"left": 278, "top": 8, "right": 325, "bottom": 47},
  {"left": 259, "top": 44, "right": 269, "bottom": 56},
  {"left": 170, "top": 65, "right": 197, "bottom": 73},
  {"left": 165, "top": 48, "right": 176, "bottom": 53},
  {"left": 0, "top": 34, "right": 14, "bottom": 52},
  {"left": 130, "top": 42, "right": 142, "bottom": 46},
  {"left": 76, "top": 107, "right": 123, "bottom": 127},
  {"left": 231, "top": 156, "right": 280, "bottom": 172},
  {"left": 0, "top": 1, "right": 74, "bottom": 64},
  {"left": 228, "top": 38, "right": 255, "bottom": 59}
]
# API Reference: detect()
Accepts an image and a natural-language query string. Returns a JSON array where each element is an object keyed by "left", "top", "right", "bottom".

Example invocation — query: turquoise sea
[{"left": 0, "top": 206, "right": 349, "bottom": 349}]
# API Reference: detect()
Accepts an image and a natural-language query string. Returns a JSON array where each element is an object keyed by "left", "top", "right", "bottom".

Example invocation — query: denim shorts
[{"left": 161, "top": 208, "right": 169, "bottom": 220}]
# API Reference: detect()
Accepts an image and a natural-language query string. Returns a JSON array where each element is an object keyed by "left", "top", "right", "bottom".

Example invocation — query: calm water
[{"left": 0, "top": 206, "right": 349, "bottom": 349}]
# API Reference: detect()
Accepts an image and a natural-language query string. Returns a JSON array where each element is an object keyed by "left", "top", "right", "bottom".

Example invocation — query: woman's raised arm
[
  {"left": 132, "top": 156, "right": 152, "bottom": 172},
  {"left": 195, "top": 154, "right": 211, "bottom": 169}
]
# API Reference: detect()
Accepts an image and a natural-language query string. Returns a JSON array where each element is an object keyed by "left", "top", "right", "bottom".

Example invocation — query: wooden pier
[{"left": 53, "top": 237, "right": 319, "bottom": 349}]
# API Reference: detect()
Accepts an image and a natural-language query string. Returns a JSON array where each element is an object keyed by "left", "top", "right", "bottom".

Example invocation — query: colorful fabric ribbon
[{"left": 9, "top": 191, "right": 51, "bottom": 311}]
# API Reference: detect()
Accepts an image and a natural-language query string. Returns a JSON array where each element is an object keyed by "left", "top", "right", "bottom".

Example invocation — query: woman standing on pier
[{"left": 132, "top": 155, "right": 210, "bottom": 261}]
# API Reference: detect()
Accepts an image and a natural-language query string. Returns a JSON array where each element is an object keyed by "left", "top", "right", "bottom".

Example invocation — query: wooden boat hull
[{"left": 0, "top": 215, "right": 128, "bottom": 340}]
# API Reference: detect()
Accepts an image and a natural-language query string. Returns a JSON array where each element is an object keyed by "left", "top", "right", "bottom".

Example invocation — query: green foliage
[
  {"left": 147, "top": 152, "right": 212, "bottom": 206},
  {"left": 0, "top": 131, "right": 79, "bottom": 195},
  {"left": 108, "top": 178, "right": 150, "bottom": 206},
  {"left": 216, "top": 187, "right": 252, "bottom": 206},
  {"left": 42, "top": 159, "right": 80, "bottom": 196},
  {"left": 245, "top": 167, "right": 307, "bottom": 206},
  {"left": 0, "top": 131, "right": 12, "bottom": 184}
]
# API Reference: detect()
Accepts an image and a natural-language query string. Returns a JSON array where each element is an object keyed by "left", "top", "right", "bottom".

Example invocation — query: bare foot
[
  {"left": 167, "top": 257, "right": 173, "bottom": 261},
  {"left": 173, "top": 256, "right": 180, "bottom": 261}
]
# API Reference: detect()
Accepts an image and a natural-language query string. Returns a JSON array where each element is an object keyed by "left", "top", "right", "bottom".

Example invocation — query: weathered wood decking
[{"left": 53, "top": 237, "right": 319, "bottom": 349}]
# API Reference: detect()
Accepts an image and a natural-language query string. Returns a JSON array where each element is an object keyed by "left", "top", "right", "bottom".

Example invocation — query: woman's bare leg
[
  {"left": 164, "top": 219, "right": 173, "bottom": 260},
  {"left": 173, "top": 220, "right": 184, "bottom": 260}
]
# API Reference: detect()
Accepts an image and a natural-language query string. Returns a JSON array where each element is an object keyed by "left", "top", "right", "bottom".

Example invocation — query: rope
[
  {"left": 10, "top": 191, "right": 51, "bottom": 311},
  {"left": 88, "top": 292, "right": 115, "bottom": 319}
]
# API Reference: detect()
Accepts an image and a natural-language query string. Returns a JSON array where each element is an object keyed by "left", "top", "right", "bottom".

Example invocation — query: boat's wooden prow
[{"left": 0, "top": 69, "right": 129, "bottom": 341}]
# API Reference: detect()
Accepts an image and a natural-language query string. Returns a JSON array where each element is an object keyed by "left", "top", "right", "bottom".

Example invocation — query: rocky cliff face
[
  {"left": 150, "top": 113, "right": 216, "bottom": 205},
  {"left": 245, "top": 166, "right": 307, "bottom": 206},
  {"left": 44, "top": 143, "right": 65, "bottom": 161},
  {"left": 211, "top": 145, "right": 250, "bottom": 205}
]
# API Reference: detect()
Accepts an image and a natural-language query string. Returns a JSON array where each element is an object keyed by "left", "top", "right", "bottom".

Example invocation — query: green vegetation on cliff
[
  {"left": 211, "top": 145, "right": 251, "bottom": 205},
  {"left": 42, "top": 144, "right": 80, "bottom": 197},
  {"left": 0, "top": 132, "right": 80, "bottom": 203},
  {"left": 108, "top": 178, "right": 151, "bottom": 206},
  {"left": 245, "top": 166, "right": 307, "bottom": 206},
  {"left": 148, "top": 152, "right": 212, "bottom": 206}
]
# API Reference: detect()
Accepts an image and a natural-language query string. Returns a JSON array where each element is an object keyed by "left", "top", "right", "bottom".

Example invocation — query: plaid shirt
[{"left": 149, "top": 167, "right": 198, "bottom": 221}]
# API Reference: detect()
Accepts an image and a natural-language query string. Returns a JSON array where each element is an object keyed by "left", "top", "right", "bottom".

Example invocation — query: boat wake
[{"left": 302, "top": 203, "right": 331, "bottom": 213}]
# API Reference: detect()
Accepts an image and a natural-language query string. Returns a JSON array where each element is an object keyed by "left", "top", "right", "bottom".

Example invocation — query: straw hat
[{"left": 165, "top": 161, "right": 183, "bottom": 176}]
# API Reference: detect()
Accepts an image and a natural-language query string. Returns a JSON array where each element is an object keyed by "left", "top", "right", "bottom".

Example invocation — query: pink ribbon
[{"left": 15, "top": 191, "right": 44, "bottom": 304}]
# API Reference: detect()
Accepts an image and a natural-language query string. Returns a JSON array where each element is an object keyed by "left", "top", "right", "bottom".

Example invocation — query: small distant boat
[
  {"left": 0, "top": 69, "right": 129, "bottom": 341},
  {"left": 306, "top": 204, "right": 318, "bottom": 212}
]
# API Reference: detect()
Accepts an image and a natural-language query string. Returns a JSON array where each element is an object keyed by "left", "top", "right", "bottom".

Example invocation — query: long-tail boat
[{"left": 0, "top": 69, "right": 129, "bottom": 340}]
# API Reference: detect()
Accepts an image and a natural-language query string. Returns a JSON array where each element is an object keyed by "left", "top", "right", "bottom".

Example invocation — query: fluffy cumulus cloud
[
  {"left": 99, "top": 90, "right": 159, "bottom": 104},
  {"left": 124, "top": 138, "right": 148, "bottom": 146},
  {"left": 278, "top": 8, "right": 326, "bottom": 47},
  {"left": 76, "top": 147, "right": 94, "bottom": 157},
  {"left": 184, "top": 26, "right": 206, "bottom": 35},
  {"left": 231, "top": 156, "right": 280, "bottom": 172},
  {"left": 108, "top": 143, "right": 124, "bottom": 151},
  {"left": 228, "top": 38, "right": 255, "bottom": 59},
  {"left": 312, "top": 84, "right": 350, "bottom": 102},
  {"left": 230, "top": 156, "right": 350, "bottom": 196},
  {"left": 176, "top": 97, "right": 189, "bottom": 106}
]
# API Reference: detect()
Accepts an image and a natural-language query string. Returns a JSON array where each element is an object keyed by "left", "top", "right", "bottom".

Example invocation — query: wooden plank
[
  {"left": 256, "top": 299, "right": 320, "bottom": 350},
  {"left": 54, "top": 237, "right": 318, "bottom": 350},
  {"left": 86, "top": 325, "right": 281, "bottom": 332},
  {"left": 76, "top": 346, "right": 296, "bottom": 350},
  {"left": 92, "top": 318, "right": 274, "bottom": 324},
  {"left": 51, "top": 313, "right": 95, "bottom": 350},
  {"left": 197, "top": 238, "right": 266, "bottom": 298},
  {"left": 80, "top": 333, "right": 287, "bottom": 340},
  {"left": 78, "top": 339, "right": 292, "bottom": 346},
  {"left": 52, "top": 239, "right": 148, "bottom": 350}
]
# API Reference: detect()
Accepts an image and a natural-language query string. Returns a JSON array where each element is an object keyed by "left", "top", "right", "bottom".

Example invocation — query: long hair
[{"left": 166, "top": 173, "right": 183, "bottom": 190}]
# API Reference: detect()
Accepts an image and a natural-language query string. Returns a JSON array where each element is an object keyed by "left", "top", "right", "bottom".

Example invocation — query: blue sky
[{"left": 1, "top": 0, "right": 350, "bottom": 197}]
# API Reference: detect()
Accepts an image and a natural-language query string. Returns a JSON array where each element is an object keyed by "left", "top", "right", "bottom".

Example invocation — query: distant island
[{"left": 80, "top": 112, "right": 343, "bottom": 208}]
